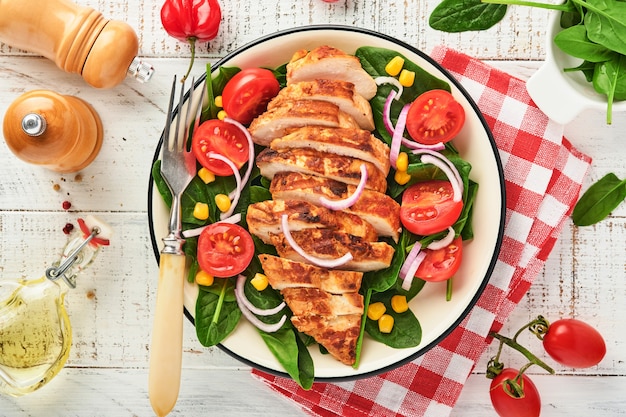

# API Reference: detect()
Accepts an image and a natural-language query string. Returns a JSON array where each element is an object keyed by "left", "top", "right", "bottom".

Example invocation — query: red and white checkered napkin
[{"left": 251, "top": 46, "right": 592, "bottom": 416}]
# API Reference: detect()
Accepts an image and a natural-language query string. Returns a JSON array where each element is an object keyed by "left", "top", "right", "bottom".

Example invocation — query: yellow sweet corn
[
  {"left": 195, "top": 270, "right": 214, "bottom": 287},
  {"left": 198, "top": 167, "right": 216, "bottom": 184},
  {"left": 378, "top": 314, "right": 395, "bottom": 333},
  {"left": 399, "top": 69, "right": 416, "bottom": 87},
  {"left": 391, "top": 295, "right": 409, "bottom": 313},
  {"left": 215, "top": 194, "right": 231, "bottom": 213},
  {"left": 217, "top": 110, "right": 227, "bottom": 120},
  {"left": 367, "top": 302, "right": 386, "bottom": 321},
  {"left": 250, "top": 273, "right": 269, "bottom": 291},
  {"left": 214, "top": 95, "right": 223, "bottom": 108},
  {"left": 394, "top": 170, "right": 411, "bottom": 185},
  {"left": 385, "top": 56, "right": 405, "bottom": 77},
  {"left": 396, "top": 152, "right": 409, "bottom": 171},
  {"left": 193, "top": 202, "right": 209, "bottom": 220}
]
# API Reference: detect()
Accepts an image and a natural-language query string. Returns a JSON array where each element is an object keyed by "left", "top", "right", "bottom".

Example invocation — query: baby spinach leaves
[
  {"left": 429, "top": 0, "right": 626, "bottom": 124},
  {"left": 572, "top": 173, "right": 626, "bottom": 226}
]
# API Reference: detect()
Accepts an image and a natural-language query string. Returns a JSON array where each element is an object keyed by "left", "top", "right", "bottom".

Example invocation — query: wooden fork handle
[{"left": 148, "top": 252, "right": 185, "bottom": 417}]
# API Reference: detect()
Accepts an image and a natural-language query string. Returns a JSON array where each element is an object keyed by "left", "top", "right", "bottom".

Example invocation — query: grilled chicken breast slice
[
  {"left": 280, "top": 288, "right": 363, "bottom": 317},
  {"left": 259, "top": 254, "right": 363, "bottom": 294},
  {"left": 270, "top": 172, "right": 401, "bottom": 242},
  {"left": 290, "top": 314, "right": 361, "bottom": 365},
  {"left": 269, "top": 229, "right": 395, "bottom": 272},
  {"left": 248, "top": 99, "right": 359, "bottom": 146},
  {"left": 286, "top": 46, "right": 378, "bottom": 100},
  {"left": 270, "top": 126, "right": 390, "bottom": 176},
  {"left": 256, "top": 147, "right": 387, "bottom": 194},
  {"left": 246, "top": 199, "right": 378, "bottom": 244},
  {"left": 268, "top": 80, "right": 375, "bottom": 131}
]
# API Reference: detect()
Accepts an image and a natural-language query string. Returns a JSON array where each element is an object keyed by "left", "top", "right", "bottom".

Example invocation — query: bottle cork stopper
[{"left": 2, "top": 90, "right": 103, "bottom": 172}]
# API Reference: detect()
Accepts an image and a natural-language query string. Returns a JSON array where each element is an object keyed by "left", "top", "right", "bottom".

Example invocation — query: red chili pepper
[{"left": 161, "top": 0, "right": 222, "bottom": 81}]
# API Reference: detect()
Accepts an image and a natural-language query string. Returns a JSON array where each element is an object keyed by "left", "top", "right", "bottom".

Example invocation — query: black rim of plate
[{"left": 147, "top": 24, "right": 506, "bottom": 383}]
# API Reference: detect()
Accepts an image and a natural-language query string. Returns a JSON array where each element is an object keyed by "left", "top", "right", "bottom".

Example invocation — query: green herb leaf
[
  {"left": 554, "top": 24, "right": 614, "bottom": 62},
  {"left": 429, "top": 0, "right": 508, "bottom": 32},
  {"left": 572, "top": 172, "right": 626, "bottom": 226},
  {"left": 195, "top": 280, "right": 241, "bottom": 346}
]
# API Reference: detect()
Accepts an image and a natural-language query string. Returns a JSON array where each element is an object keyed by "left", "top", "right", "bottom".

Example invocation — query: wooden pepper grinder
[
  {"left": 3, "top": 90, "right": 104, "bottom": 173},
  {"left": 0, "top": 0, "right": 153, "bottom": 88}
]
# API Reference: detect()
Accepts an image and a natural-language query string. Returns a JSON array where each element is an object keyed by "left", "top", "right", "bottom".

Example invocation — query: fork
[{"left": 149, "top": 75, "right": 204, "bottom": 417}]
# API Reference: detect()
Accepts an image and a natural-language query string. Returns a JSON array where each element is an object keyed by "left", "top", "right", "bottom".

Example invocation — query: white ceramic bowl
[
  {"left": 527, "top": 11, "right": 626, "bottom": 124},
  {"left": 148, "top": 25, "right": 505, "bottom": 381}
]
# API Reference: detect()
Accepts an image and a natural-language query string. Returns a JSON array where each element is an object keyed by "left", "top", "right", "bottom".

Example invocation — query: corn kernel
[
  {"left": 193, "top": 202, "right": 210, "bottom": 220},
  {"left": 198, "top": 167, "right": 216, "bottom": 184},
  {"left": 217, "top": 110, "right": 227, "bottom": 120},
  {"left": 214, "top": 95, "right": 223, "bottom": 108},
  {"left": 215, "top": 194, "right": 231, "bottom": 213},
  {"left": 195, "top": 270, "right": 214, "bottom": 286},
  {"left": 367, "top": 302, "right": 386, "bottom": 321},
  {"left": 394, "top": 170, "right": 411, "bottom": 185},
  {"left": 399, "top": 69, "right": 416, "bottom": 87},
  {"left": 391, "top": 295, "right": 409, "bottom": 313},
  {"left": 250, "top": 273, "right": 269, "bottom": 291},
  {"left": 385, "top": 56, "right": 405, "bottom": 77},
  {"left": 396, "top": 152, "right": 409, "bottom": 171},
  {"left": 378, "top": 314, "right": 395, "bottom": 333}
]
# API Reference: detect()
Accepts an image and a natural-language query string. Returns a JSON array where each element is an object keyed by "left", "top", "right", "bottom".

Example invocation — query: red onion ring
[
  {"left": 412, "top": 149, "right": 463, "bottom": 188},
  {"left": 224, "top": 117, "right": 255, "bottom": 196},
  {"left": 280, "top": 214, "right": 353, "bottom": 268},
  {"left": 401, "top": 251, "right": 427, "bottom": 291},
  {"left": 399, "top": 243, "right": 422, "bottom": 279},
  {"left": 382, "top": 90, "right": 397, "bottom": 135},
  {"left": 182, "top": 213, "right": 242, "bottom": 238},
  {"left": 235, "top": 275, "right": 286, "bottom": 316},
  {"left": 234, "top": 276, "right": 287, "bottom": 333},
  {"left": 208, "top": 152, "right": 242, "bottom": 220},
  {"left": 319, "top": 164, "right": 368, "bottom": 210},
  {"left": 390, "top": 103, "right": 411, "bottom": 168},
  {"left": 401, "top": 138, "right": 445, "bottom": 151},
  {"left": 415, "top": 153, "right": 463, "bottom": 202},
  {"left": 427, "top": 227, "right": 456, "bottom": 250},
  {"left": 375, "top": 76, "right": 404, "bottom": 100}
]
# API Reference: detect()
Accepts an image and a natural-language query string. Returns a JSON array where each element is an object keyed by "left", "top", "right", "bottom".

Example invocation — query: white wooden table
[{"left": 1, "top": 1, "right": 624, "bottom": 416}]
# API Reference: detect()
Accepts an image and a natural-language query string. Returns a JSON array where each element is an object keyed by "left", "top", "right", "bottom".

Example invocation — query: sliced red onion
[
  {"left": 182, "top": 213, "right": 242, "bottom": 238},
  {"left": 427, "top": 227, "right": 456, "bottom": 250},
  {"left": 235, "top": 275, "right": 286, "bottom": 316},
  {"left": 382, "top": 90, "right": 397, "bottom": 135},
  {"left": 280, "top": 214, "right": 353, "bottom": 268},
  {"left": 375, "top": 76, "right": 404, "bottom": 100},
  {"left": 401, "top": 138, "right": 446, "bottom": 151},
  {"left": 319, "top": 164, "right": 367, "bottom": 210},
  {"left": 224, "top": 117, "right": 255, "bottom": 196},
  {"left": 234, "top": 280, "right": 287, "bottom": 333},
  {"left": 414, "top": 153, "right": 463, "bottom": 202},
  {"left": 399, "top": 243, "right": 422, "bottom": 279},
  {"left": 207, "top": 152, "right": 242, "bottom": 220},
  {"left": 413, "top": 149, "right": 463, "bottom": 188},
  {"left": 401, "top": 251, "right": 427, "bottom": 291},
  {"left": 390, "top": 103, "right": 411, "bottom": 168}
]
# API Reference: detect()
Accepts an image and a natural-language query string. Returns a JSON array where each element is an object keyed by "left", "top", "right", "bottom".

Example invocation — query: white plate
[{"left": 148, "top": 25, "right": 505, "bottom": 381}]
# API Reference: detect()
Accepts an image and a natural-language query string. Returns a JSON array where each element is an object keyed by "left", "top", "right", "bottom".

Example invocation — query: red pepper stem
[
  {"left": 489, "top": 331, "right": 555, "bottom": 375},
  {"left": 182, "top": 38, "right": 197, "bottom": 83}
]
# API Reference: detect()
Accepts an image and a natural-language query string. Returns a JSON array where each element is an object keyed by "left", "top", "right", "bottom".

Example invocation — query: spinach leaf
[
  {"left": 572, "top": 173, "right": 626, "bottom": 226},
  {"left": 554, "top": 24, "right": 615, "bottom": 62},
  {"left": 581, "top": 0, "right": 626, "bottom": 56},
  {"left": 564, "top": 60, "right": 597, "bottom": 82},
  {"left": 260, "top": 328, "right": 314, "bottom": 389},
  {"left": 195, "top": 279, "right": 241, "bottom": 346},
  {"left": 429, "top": 0, "right": 508, "bottom": 32},
  {"left": 592, "top": 53, "right": 626, "bottom": 123}
]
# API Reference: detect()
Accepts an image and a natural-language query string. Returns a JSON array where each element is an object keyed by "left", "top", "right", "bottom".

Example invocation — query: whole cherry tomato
[
  {"left": 489, "top": 368, "right": 541, "bottom": 417},
  {"left": 542, "top": 318, "right": 606, "bottom": 368}
]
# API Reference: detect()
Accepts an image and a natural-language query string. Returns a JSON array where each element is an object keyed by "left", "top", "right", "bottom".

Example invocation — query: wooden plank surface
[{"left": 1, "top": 0, "right": 625, "bottom": 415}]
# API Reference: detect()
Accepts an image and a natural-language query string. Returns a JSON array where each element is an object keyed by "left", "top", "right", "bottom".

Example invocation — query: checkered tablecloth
[{"left": 251, "top": 46, "right": 593, "bottom": 417}]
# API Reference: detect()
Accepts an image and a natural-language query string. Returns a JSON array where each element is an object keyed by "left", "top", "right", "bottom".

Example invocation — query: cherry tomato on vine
[
  {"left": 197, "top": 222, "right": 254, "bottom": 278},
  {"left": 222, "top": 68, "right": 280, "bottom": 125},
  {"left": 415, "top": 236, "right": 463, "bottom": 282},
  {"left": 542, "top": 318, "right": 606, "bottom": 368},
  {"left": 489, "top": 368, "right": 541, "bottom": 417},
  {"left": 191, "top": 119, "right": 250, "bottom": 176},
  {"left": 405, "top": 89, "right": 465, "bottom": 145},
  {"left": 400, "top": 180, "right": 463, "bottom": 236}
]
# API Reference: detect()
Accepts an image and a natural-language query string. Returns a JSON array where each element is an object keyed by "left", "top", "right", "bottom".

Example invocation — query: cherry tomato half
[
  {"left": 415, "top": 236, "right": 462, "bottom": 282},
  {"left": 400, "top": 180, "right": 463, "bottom": 236},
  {"left": 197, "top": 222, "right": 255, "bottom": 278},
  {"left": 406, "top": 89, "right": 465, "bottom": 145},
  {"left": 191, "top": 119, "right": 250, "bottom": 176},
  {"left": 489, "top": 368, "right": 541, "bottom": 417},
  {"left": 222, "top": 68, "right": 280, "bottom": 125},
  {"left": 542, "top": 318, "right": 606, "bottom": 368}
]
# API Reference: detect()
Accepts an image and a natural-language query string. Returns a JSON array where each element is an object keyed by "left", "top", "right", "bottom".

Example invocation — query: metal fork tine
[
  {"left": 180, "top": 77, "right": 196, "bottom": 151},
  {"left": 174, "top": 78, "right": 186, "bottom": 151},
  {"left": 164, "top": 75, "right": 177, "bottom": 151}
]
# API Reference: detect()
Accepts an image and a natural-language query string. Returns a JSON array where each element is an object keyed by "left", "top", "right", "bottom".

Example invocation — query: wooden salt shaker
[{"left": 2, "top": 90, "right": 103, "bottom": 173}]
